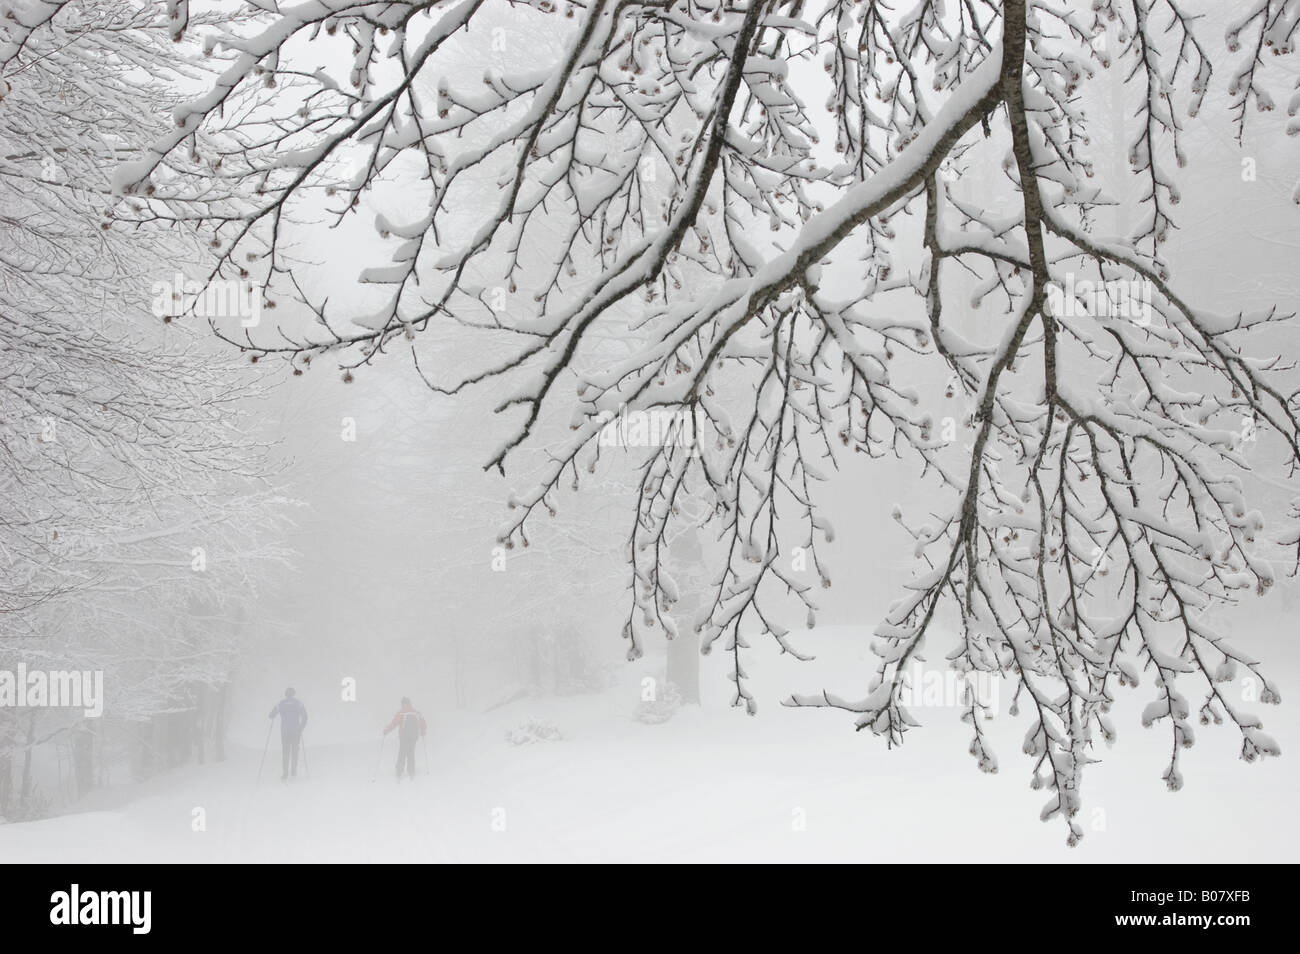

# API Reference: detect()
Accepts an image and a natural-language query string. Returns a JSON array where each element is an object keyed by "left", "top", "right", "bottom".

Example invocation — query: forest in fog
[{"left": 1, "top": 0, "right": 1299, "bottom": 863}]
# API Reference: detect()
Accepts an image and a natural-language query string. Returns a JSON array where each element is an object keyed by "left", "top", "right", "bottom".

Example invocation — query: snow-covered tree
[
  {"left": 116, "top": 0, "right": 1299, "bottom": 842},
  {"left": 0, "top": 0, "right": 291, "bottom": 813}
]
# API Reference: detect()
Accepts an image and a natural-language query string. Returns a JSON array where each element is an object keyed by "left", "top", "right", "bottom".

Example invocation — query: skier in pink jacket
[{"left": 383, "top": 697, "right": 427, "bottom": 780}]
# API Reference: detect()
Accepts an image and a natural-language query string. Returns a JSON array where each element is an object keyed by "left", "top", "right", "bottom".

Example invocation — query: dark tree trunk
[
  {"left": 19, "top": 709, "right": 36, "bottom": 805},
  {"left": 72, "top": 719, "right": 94, "bottom": 798},
  {"left": 213, "top": 681, "right": 229, "bottom": 761},
  {"left": 0, "top": 751, "right": 10, "bottom": 815},
  {"left": 195, "top": 687, "right": 208, "bottom": 765},
  {"left": 0, "top": 713, "right": 15, "bottom": 815}
]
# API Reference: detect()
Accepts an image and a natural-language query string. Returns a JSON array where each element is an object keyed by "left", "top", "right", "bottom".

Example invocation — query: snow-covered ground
[{"left": 2, "top": 626, "right": 1295, "bottom": 863}]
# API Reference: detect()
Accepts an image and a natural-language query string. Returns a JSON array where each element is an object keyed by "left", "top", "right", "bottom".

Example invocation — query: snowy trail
[
  {"left": 3, "top": 628, "right": 1297, "bottom": 863},
  {"left": 1, "top": 702, "right": 1295, "bottom": 863}
]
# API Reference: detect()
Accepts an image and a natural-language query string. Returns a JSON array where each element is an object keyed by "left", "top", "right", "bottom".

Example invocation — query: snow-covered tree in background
[
  {"left": 103, "top": 0, "right": 1300, "bottom": 841},
  {"left": 0, "top": 1, "right": 291, "bottom": 815}
]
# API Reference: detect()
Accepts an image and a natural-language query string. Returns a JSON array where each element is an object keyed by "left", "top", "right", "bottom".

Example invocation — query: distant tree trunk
[
  {"left": 0, "top": 754, "right": 10, "bottom": 815},
  {"left": 0, "top": 715, "right": 14, "bottom": 815},
  {"left": 195, "top": 687, "right": 208, "bottom": 766},
  {"left": 19, "top": 710, "right": 36, "bottom": 805},
  {"left": 667, "top": 528, "right": 704, "bottom": 704},
  {"left": 72, "top": 719, "right": 94, "bottom": 798},
  {"left": 213, "top": 681, "right": 229, "bottom": 761},
  {"left": 666, "top": 628, "right": 700, "bottom": 704},
  {"left": 168, "top": 710, "right": 198, "bottom": 769}
]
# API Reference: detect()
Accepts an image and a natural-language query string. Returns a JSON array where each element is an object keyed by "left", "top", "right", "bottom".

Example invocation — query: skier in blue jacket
[{"left": 269, "top": 688, "right": 308, "bottom": 780}]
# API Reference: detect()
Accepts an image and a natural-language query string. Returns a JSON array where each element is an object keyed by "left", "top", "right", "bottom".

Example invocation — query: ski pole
[
  {"left": 299, "top": 731, "right": 309, "bottom": 779},
  {"left": 257, "top": 715, "right": 275, "bottom": 783},
  {"left": 422, "top": 734, "right": 430, "bottom": 775},
  {"left": 372, "top": 734, "right": 386, "bottom": 782}
]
